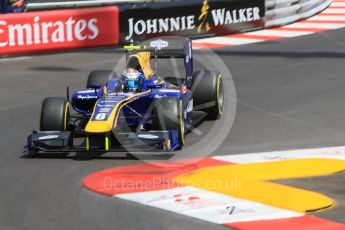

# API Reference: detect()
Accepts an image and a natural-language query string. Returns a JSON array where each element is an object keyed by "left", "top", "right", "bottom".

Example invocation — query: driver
[{"left": 120, "top": 68, "right": 145, "bottom": 93}]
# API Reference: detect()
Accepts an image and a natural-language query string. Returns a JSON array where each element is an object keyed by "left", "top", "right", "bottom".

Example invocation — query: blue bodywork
[{"left": 71, "top": 77, "right": 193, "bottom": 151}]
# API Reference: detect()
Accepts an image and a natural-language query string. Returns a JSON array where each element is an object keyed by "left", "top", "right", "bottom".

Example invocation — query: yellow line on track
[{"left": 174, "top": 158, "right": 345, "bottom": 213}]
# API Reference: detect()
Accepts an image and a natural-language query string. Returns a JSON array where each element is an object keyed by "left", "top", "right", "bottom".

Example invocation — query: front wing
[
  {"left": 25, "top": 130, "right": 179, "bottom": 154},
  {"left": 25, "top": 111, "right": 206, "bottom": 155}
]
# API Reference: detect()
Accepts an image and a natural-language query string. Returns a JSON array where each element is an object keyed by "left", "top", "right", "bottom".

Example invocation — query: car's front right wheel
[{"left": 40, "top": 97, "right": 69, "bottom": 131}]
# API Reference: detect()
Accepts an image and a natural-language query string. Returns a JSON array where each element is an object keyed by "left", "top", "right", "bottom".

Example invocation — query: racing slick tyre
[
  {"left": 86, "top": 70, "right": 113, "bottom": 88},
  {"left": 154, "top": 97, "right": 185, "bottom": 149},
  {"left": 40, "top": 97, "right": 70, "bottom": 131},
  {"left": 192, "top": 70, "right": 224, "bottom": 120}
]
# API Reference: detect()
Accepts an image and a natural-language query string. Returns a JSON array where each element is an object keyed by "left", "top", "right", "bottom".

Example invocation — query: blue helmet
[{"left": 121, "top": 68, "right": 144, "bottom": 92}]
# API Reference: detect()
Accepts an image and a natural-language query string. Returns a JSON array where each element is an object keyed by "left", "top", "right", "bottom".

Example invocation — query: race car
[{"left": 25, "top": 37, "right": 224, "bottom": 154}]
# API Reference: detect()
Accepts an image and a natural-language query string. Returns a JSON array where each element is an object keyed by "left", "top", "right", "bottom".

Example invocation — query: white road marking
[
  {"left": 308, "top": 15, "right": 345, "bottom": 21},
  {"left": 116, "top": 186, "right": 302, "bottom": 224},
  {"left": 246, "top": 29, "right": 313, "bottom": 37},
  {"left": 330, "top": 2, "right": 345, "bottom": 7},
  {"left": 283, "top": 22, "right": 345, "bottom": 29},
  {"left": 323, "top": 8, "right": 345, "bottom": 14},
  {"left": 0, "top": 57, "right": 31, "bottom": 62},
  {"left": 193, "top": 37, "right": 263, "bottom": 45},
  {"left": 212, "top": 146, "right": 345, "bottom": 164}
]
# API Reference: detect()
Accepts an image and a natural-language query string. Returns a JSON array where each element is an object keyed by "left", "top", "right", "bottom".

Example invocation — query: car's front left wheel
[{"left": 153, "top": 97, "right": 185, "bottom": 149}]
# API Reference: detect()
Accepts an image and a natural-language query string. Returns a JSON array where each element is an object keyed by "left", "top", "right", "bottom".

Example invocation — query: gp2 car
[{"left": 25, "top": 37, "right": 224, "bottom": 154}]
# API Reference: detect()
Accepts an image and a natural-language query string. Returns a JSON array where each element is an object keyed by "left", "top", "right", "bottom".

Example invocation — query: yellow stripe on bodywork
[
  {"left": 85, "top": 90, "right": 150, "bottom": 133},
  {"left": 175, "top": 158, "right": 345, "bottom": 213},
  {"left": 124, "top": 45, "right": 143, "bottom": 50},
  {"left": 168, "top": 84, "right": 179, "bottom": 88}
]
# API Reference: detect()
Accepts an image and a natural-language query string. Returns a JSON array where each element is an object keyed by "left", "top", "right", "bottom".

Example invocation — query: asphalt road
[{"left": 1, "top": 28, "right": 345, "bottom": 230}]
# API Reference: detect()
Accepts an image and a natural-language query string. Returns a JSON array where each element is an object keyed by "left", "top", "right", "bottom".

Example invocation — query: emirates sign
[{"left": 0, "top": 6, "right": 119, "bottom": 55}]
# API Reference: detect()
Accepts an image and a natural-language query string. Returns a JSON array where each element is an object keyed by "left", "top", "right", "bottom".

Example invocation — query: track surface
[{"left": 1, "top": 28, "right": 345, "bottom": 230}]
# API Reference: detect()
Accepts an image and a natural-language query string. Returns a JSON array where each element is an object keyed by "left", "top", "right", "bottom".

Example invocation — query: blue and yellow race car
[{"left": 26, "top": 38, "right": 224, "bottom": 154}]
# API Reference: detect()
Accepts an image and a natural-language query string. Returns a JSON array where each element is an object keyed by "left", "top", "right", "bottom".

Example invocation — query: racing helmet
[{"left": 121, "top": 68, "right": 144, "bottom": 92}]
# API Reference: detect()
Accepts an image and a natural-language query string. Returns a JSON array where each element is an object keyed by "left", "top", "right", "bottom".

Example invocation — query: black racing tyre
[
  {"left": 40, "top": 97, "right": 70, "bottom": 131},
  {"left": 154, "top": 97, "right": 185, "bottom": 148},
  {"left": 86, "top": 70, "right": 112, "bottom": 88},
  {"left": 191, "top": 70, "right": 224, "bottom": 120}
]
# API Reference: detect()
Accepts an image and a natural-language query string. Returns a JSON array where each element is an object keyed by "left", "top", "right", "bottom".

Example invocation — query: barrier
[
  {"left": 0, "top": 6, "right": 119, "bottom": 55},
  {"left": 26, "top": 0, "right": 143, "bottom": 11},
  {"left": 0, "top": 0, "right": 332, "bottom": 56},
  {"left": 265, "top": 0, "right": 332, "bottom": 27}
]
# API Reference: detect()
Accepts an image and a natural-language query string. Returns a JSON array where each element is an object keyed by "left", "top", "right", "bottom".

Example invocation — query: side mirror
[{"left": 87, "top": 83, "right": 101, "bottom": 89}]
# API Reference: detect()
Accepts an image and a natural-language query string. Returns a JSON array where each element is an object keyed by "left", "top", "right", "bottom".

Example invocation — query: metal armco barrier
[
  {"left": 0, "top": 6, "right": 119, "bottom": 55},
  {"left": 265, "top": 0, "right": 332, "bottom": 27},
  {"left": 26, "top": 0, "right": 145, "bottom": 11}
]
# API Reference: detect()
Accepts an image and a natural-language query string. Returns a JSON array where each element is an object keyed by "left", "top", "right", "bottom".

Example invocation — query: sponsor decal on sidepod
[
  {"left": 78, "top": 95, "right": 98, "bottom": 100},
  {"left": 38, "top": 135, "right": 59, "bottom": 140},
  {"left": 138, "top": 134, "right": 159, "bottom": 139}
]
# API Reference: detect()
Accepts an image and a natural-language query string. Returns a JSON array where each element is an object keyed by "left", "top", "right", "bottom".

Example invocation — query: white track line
[
  {"left": 323, "top": 8, "right": 345, "bottom": 13},
  {"left": 0, "top": 57, "right": 31, "bottom": 62},
  {"left": 308, "top": 15, "right": 345, "bottom": 21},
  {"left": 331, "top": 2, "right": 345, "bottom": 7},
  {"left": 193, "top": 37, "right": 263, "bottom": 45},
  {"left": 213, "top": 146, "right": 345, "bottom": 164},
  {"left": 283, "top": 22, "right": 345, "bottom": 29},
  {"left": 245, "top": 29, "right": 312, "bottom": 37}
]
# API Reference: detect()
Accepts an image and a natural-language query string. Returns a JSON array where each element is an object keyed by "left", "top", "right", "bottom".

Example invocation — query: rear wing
[{"left": 125, "top": 37, "right": 193, "bottom": 89}]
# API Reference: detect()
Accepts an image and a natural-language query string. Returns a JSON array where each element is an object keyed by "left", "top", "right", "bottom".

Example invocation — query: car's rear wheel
[
  {"left": 40, "top": 97, "right": 70, "bottom": 131},
  {"left": 192, "top": 70, "right": 224, "bottom": 120},
  {"left": 87, "top": 70, "right": 113, "bottom": 88},
  {"left": 154, "top": 97, "right": 185, "bottom": 149}
]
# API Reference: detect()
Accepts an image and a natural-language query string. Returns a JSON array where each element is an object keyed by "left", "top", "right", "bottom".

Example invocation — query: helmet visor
[{"left": 127, "top": 80, "right": 139, "bottom": 89}]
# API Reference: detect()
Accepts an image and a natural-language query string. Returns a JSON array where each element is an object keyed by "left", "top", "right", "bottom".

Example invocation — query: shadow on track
[
  {"left": 30, "top": 66, "right": 80, "bottom": 72},
  {"left": 21, "top": 151, "right": 174, "bottom": 161},
  {"left": 214, "top": 50, "right": 345, "bottom": 59}
]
